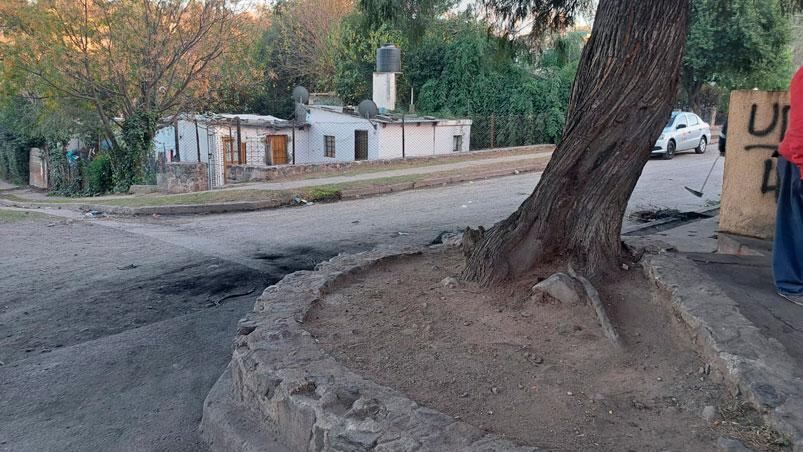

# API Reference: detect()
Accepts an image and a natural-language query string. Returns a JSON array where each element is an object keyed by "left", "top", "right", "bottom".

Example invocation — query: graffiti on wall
[{"left": 744, "top": 102, "right": 790, "bottom": 197}]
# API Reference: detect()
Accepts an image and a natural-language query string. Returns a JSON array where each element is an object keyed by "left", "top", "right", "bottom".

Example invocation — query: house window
[
  {"left": 324, "top": 135, "right": 336, "bottom": 157},
  {"left": 453, "top": 135, "right": 463, "bottom": 152}
]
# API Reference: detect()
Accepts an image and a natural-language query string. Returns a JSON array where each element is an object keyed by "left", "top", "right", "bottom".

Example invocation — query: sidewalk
[
  {"left": 0, "top": 180, "right": 18, "bottom": 190},
  {"left": 0, "top": 150, "right": 552, "bottom": 216},
  {"left": 635, "top": 217, "right": 803, "bottom": 450},
  {"left": 229, "top": 151, "right": 552, "bottom": 191}
]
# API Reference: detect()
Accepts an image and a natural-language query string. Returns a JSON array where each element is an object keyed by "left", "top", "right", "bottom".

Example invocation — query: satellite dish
[
  {"left": 358, "top": 100, "right": 378, "bottom": 120},
  {"left": 292, "top": 86, "right": 310, "bottom": 104},
  {"left": 294, "top": 104, "right": 308, "bottom": 122}
]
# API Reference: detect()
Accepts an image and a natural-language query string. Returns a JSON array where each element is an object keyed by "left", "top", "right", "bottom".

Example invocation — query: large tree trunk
[{"left": 464, "top": 0, "right": 690, "bottom": 285}]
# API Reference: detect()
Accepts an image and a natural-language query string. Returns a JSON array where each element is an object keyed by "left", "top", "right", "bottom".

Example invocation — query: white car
[{"left": 652, "top": 111, "right": 711, "bottom": 159}]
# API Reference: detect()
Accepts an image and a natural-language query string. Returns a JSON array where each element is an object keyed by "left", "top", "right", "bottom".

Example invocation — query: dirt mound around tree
[{"left": 306, "top": 247, "right": 787, "bottom": 451}]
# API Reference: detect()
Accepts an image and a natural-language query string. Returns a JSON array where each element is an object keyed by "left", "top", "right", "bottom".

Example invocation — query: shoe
[{"left": 778, "top": 292, "right": 803, "bottom": 307}]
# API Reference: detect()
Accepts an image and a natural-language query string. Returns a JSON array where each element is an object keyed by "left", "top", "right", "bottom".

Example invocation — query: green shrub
[{"left": 86, "top": 153, "right": 113, "bottom": 195}]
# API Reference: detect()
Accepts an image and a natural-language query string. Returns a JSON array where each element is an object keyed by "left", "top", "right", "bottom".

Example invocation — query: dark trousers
[{"left": 773, "top": 156, "right": 803, "bottom": 295}]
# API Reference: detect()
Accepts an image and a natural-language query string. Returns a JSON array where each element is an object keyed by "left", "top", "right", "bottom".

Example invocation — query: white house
[
  {"left": 298, "top": 105, "right": 472, "bottom": 164},
  {"left": 153, "top": 113, "right": 306, "bottom": 187},
  {"left": 152, "top": 46, "right": 472, "bottom": 187}
]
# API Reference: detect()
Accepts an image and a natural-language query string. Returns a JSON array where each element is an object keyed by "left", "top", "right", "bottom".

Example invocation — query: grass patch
[
  {"left": 307, "top": 186, "right": 342, "bottom": 202},
  {"left": 272, "top": 146, "right": 554, "bottom": 183},
  {"left": 0, "top": 208, "right": 52, "bottom": 222},
  {"left": 97, "top": 189, "right": 294, "bottom": 207}
]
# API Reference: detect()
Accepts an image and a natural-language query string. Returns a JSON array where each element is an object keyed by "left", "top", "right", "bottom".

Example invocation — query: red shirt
[{"left": 779, "top": 66, "right": 803, "bottom": 179}]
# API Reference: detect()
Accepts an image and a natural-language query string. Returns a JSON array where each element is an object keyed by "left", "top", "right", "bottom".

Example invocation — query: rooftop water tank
[{"left": 376, "top": 44, "right": 401, "bottom": 73}]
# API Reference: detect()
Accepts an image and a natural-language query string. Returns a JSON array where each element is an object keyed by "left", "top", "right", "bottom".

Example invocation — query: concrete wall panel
[{"left": 720, "top": 90, "right": 789, "bottom": 239}]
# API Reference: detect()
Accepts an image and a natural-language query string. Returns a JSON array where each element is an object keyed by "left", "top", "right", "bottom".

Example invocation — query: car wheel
[
  {"left": 695, "top": 136, "right": 707, "bottom": 154},
  {"left": 663, "top": 140, "right": 676, "bottom": 160}
]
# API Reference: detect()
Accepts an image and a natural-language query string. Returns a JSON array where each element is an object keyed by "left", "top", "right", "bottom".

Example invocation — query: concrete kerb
[
  {"left": 637, "top": 248, "right": 803, "bottom": 451},
  {"left": 0, "top": 198, "right": 287, "bottom": 216},
  {"left": 200, "top": 245, "right": 540, "bottom": 452}
]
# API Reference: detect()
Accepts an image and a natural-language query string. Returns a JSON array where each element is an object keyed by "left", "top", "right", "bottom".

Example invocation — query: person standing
[{"left": 774, "top": 67, "right": 803, "bottom": 306}]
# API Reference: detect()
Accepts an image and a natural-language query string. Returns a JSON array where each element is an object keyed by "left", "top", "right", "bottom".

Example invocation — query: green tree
[
  {"left": 683, "top": 0, "right": 793, "bottom": 113},
  {"left": 464, "top": 0, "right": 690, "bottom": 283},
  {"left": 1, "top": 0, "right": 245, "bottom": 191},
  {"left": 358, "top": 0, "right": 454, "bottom": 44},
  {"left": 332, "top": 14, "right": 407, "bottom": 105},
  {"left": 249, "top": 0, "right": 353, "bottom": 118},
  {"left": 404, "top": 17, "right": 579, "bottom": 145}
]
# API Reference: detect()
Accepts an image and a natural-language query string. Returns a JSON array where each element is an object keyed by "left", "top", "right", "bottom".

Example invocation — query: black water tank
[{"left": 376, "top": 44, "right": 401, "bottom": 73}]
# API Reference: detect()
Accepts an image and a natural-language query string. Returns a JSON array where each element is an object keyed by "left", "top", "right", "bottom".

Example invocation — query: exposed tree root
[{"left": 569, "top": 270, "right": 622, "bottom": 347}]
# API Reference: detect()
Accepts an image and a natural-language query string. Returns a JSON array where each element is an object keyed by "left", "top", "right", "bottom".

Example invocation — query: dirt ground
[{"left": 306, "top": 247, "right": 788, "bottom": 451}]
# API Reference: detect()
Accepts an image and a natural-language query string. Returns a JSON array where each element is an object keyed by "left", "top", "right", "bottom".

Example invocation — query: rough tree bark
[{"left": 464, "top": 0, "right": 690, "bottom": 285}]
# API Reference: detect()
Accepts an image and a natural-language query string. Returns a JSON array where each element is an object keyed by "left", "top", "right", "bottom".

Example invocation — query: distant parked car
[{"left": 652, "top": 111, "right": 711, "bottom": 160}]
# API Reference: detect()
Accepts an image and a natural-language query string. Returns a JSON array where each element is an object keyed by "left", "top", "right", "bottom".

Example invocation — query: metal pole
[
  {"left": 207, "top": 127, "right": 213, "bottom": 190},
  {"left": 194, "top": 118, "right": 201, "bottom": 162},
  {"left": 235, "top": 117, "right": 242, "bottom": 164},
  {"left": 490, "top": 115, "right": 496, "bottom": 149},
  {"left": 401, "top": 114, "right": 405, "bottom": 159},
  {"left": 173, "top": 118, "right": 181, "bottom": 161},
  {"left": 292, "top": 118, "right": 296, "bottom": 165}
]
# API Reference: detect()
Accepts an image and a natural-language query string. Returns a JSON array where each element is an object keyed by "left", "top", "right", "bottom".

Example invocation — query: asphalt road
[{"left": 0, "top": 151, "right": 723, "bottom": 452}]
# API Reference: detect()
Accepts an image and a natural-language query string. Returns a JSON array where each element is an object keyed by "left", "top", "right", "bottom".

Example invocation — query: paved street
[{"left": 0, "top": 151, "right": 723, "bottom": 451}]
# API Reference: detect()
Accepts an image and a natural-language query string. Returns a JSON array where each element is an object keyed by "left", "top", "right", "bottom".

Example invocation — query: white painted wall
[
  {"left": 153, "top": 120, "right": 212, "bottom": 163},
  {"left": 302, "top": 108, "right": 379, "bottom": 163},
  {"left": 377, "top": 120, "right": 472, "bottom": 158},
  {"left": 372, "top": 72, "right": 396, "bottom": 113},
  {"left": 377, "top": 124, "right": 404, "bottom": 159},
  {"left": 434, "top": 120, "right": 472, "bottom": 155}
]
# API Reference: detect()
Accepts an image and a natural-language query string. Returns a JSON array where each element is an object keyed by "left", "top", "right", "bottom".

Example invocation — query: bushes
[
  {"left": 0, "top": 143, "right": 30, "bottom": 185},
  {"left": 86, "top": 153, "right": 113, "bottom": 195}
]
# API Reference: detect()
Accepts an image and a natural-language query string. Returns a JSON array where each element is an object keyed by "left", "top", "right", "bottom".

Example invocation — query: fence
[{"left": 153, "top": 113, "right": 562, "bottom": 189}]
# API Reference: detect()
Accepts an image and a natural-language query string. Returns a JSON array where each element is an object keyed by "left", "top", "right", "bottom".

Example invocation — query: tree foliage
[
  {"left": 358, "top": 0, "right": 454, "bottom": 43},
  {"left": 249, "top": 0, "right": 353, "bottom": 117},
  {"left": 406, "top": 18, "right": 580, "bottom": 144},
  {"left": 683, "top": 0, "right": 793, "bottom": 112},
  {"left": 1, "top": 0, "right": 247, "bottom": 191},
  {"left": 332, "top": 14, "right": 407, "bottom": 105}
]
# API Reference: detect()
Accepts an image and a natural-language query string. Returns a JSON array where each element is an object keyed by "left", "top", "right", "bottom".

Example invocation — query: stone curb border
[
  {"left": 641, "top": 251, "right": 803, "bottom": 451},
  {"left": 0, "top": 163, "right": 544, "bottom": 217},
  {"left": 200, "top": 246, "right": 540, "bottom": 452}
]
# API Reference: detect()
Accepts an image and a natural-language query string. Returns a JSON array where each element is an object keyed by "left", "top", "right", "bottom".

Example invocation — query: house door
[
  {"left": 354, "top": 130, "right": 368, "bottom": 161},
  {"left": 222, "top": 137, "right": 246, "bottom": 183},
  {"left": 266, "top": 135, "right": 288, "bottom": 165}
]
